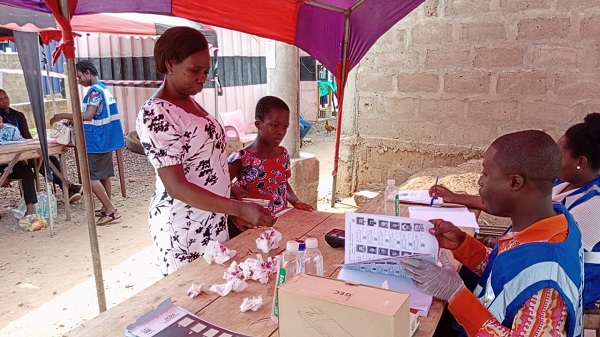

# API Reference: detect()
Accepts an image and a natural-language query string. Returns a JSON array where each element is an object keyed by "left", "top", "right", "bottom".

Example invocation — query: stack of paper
[
  {"left": 408, "top": 206, "right": 479, "bottom": 231},
  {"left": 395, "top": 189, "right": 443, "bottom": 206},
  {"left": 338, "top": 212, "right": 439, "bottom": 316}
]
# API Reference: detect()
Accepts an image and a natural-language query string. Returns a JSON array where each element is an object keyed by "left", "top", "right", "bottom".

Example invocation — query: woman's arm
[{"left": 158, "top": 165, "right": 276, "bottom": 227}]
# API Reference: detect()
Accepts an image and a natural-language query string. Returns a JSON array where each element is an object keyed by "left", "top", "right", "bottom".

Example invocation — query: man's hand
[
  {"left": 429, "top": 219, "right": 467, "bottom": 250},
  {"left": 400, "top": 257, "right": 465, "bottom": 302},
  {"left": 428, "top": 184, "right": 457, "bottom": 203},
  {"left": 239, "top": 202, "right": 277, "bottom": 228}
]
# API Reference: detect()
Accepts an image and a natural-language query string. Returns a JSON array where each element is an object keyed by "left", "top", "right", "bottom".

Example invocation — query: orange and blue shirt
[{"left": 449, "top": 204, "right": 583, "bottom": 337}]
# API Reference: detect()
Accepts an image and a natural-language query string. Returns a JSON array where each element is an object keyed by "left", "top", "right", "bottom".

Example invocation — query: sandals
[
  {"left": 96, "top": 210, "right": 121, "bottom": 226},
  {"left": 95, "top": 209, "right": 106, "bottom": 217}
]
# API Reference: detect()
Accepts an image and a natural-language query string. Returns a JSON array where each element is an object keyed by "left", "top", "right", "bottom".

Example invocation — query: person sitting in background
[
  {"left": 0, "top": 89, "right": 82, "bottom": 203},
  {"left": 228, "top": 96, "right": 314, "bottom": 232},
  {"left": 429, "top": 112, "right": 600, "bottom": 309},
  {"left": 50, "top": 60, "right": 124, "bottom": 225},
  {"left": 402, "top": 130, "right": 583, "bottom": 337},
  {"left": 299, "top": 114, "right": 311, "bottom": 145},
  {"left": 0, "top": 119, "right": 40, "bottom": 221}
]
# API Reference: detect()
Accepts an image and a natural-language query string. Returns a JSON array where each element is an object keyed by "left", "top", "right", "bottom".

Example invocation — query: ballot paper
[
  {"left": 395, "top": 189, "right": 443, "bottom": 206},
  {"left": 408, "top": 206, "right": 480, "bottom": 231},
  {"left": 339, "top": 212, "right": 440, "bottom": 316},
  {"left": 126, "top": 298, "right": 250, "bottom": 337}
]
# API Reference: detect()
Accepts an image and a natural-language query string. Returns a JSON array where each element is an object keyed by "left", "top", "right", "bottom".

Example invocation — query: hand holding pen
[{"left": 429, "top": 176, "right": 439, "bottom": 206}]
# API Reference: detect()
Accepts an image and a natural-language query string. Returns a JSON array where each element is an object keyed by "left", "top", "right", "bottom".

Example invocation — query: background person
[
  {"left": 136, "top": 27, "right": 276, "bottom": 276},
  {"left": 403, "top": 130, "right": 584, "bottom": 337},
  {"left": 429, "top": 112, "right": 600, "bottom": 308},
  {"left": 0, "top": 89, "right": 82, "bottom": 203},
  {"left": 50, "top": 60, "right": 125, "bottom": 225}
]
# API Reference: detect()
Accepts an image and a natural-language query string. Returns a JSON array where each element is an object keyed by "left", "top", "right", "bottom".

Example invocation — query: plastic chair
[{"left": 219, "top": 110, "right": 257, "bottom": 144}]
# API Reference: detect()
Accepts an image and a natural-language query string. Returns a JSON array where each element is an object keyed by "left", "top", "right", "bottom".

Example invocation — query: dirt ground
[{"left": 0, "top": 129, "right": 521, "bottom": 337}]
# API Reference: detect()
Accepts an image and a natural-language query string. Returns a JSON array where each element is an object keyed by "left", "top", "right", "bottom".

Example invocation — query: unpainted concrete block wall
[
  {"left": 338, "top": 0, "right": 600, "bottom": 195},
  {"left": 0, "top": 53, "right": 30, "bottom": 104}
]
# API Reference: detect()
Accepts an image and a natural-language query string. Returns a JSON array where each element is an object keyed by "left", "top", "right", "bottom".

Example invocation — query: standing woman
[{"left": 137, "top": 27, "right": 276, "bottom": 276}]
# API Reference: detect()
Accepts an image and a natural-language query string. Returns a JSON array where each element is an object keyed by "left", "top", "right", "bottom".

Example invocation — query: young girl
[{"left": 228, "top": 96, "right": 313, "bottom": 230}]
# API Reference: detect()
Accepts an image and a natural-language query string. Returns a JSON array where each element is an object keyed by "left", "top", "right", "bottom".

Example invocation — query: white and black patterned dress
[{"left": 136, "top": 98, "right": 230, "bottom": 276}]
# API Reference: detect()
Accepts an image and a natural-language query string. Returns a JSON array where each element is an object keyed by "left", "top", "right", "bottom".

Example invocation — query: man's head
[
  {"left": 0, "top": 89, "right": 9, "bottom": 111},
  {"left": 478, "top": 130, "right": 561, "bottom": 217}
]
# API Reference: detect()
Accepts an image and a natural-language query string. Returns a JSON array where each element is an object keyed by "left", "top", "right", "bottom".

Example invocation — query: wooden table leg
[
  {"left": 116, "top": 149, "right": 126, "bottom": 198},
  {"left": 56, "top": 154, "right": 71, "bottom": 221},
  {"left": 0, "top": 153, "right": 22, "bottom": 187}
]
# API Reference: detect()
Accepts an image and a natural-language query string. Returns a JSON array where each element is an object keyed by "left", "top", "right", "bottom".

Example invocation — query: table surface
[
  {"left": 0, "top": 142, "right": 66, "bottom": 164},
  {"left": 66, "top": 195, "right": 473, "bottom": 337}
]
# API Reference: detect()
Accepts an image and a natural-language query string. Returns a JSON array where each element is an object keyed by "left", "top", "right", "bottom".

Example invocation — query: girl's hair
[
  {"left": 75, "top": 60, "right": 98, "bottom": 76},
  {"left": 255, "top": 96, "right": 289, "bottom": 121},
  {"left": 154, "top": 27, "right": 209, "bottom": 75},
  {"left": 564, "top": 112, "right": 600, "bottom": 171}
]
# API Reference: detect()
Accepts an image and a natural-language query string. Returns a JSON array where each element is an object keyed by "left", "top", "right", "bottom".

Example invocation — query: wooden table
[
  {"left": 0, "top": 141, "right": 71, "bottom": 220},
  {"left": 66, "top": 199, "right": 475, "bottom": 337}
]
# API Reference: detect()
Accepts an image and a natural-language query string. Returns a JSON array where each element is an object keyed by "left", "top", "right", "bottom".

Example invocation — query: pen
[{"left": 429, "top": 175, "right": 439, "bottom": 206}]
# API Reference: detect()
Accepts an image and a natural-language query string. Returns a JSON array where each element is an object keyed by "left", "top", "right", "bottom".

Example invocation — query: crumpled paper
[
  {"left": 256, "top": 228, "right": 282, "bottom": 254},
  {"left": 187, "top": 283, "right": 204, "bottom": 298},
  {"left": 209, "top": 278, "right": 248, "bottom": 297},
  {"left": 203, "top": 240, "right": 237, "bottom": 265},
  {"left": 240, "top": 295, "right": 263, "bottom": 312},
  {"left": 225, "top": 254, "right": 279, "bottom": 284}
]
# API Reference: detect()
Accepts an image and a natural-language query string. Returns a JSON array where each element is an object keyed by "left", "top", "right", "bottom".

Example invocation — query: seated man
[
  {"left": 0, "top": 89, "right": 82, "bottom": 203},
  {"left": 0, "top": 119, "right": 39, "bottom": 220},
  {"left": 401, "top": 130, "right": 583, "bottom": 337},
  {"left": 299, "top": 114, "right": 311, "bottom": 145}
]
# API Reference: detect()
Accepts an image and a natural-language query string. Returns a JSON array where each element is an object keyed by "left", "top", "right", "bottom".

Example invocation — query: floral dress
[
  {"left": 228, "top": 148, "right": 291, "bottom": 215},
  {"left": 136, "top": 98, "right": 230, "bottom": 276}
]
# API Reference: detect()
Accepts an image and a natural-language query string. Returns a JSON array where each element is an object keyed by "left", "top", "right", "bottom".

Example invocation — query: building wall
[
  {"left": 0, "top": 52, "right": 29, "bottom": 104},
  {"left": 337, "top": 0, "right": 600, "bottom": 195}
]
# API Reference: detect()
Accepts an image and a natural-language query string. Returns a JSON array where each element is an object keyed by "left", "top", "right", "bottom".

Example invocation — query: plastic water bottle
[
  {"left": 384, "top": 179, "right": 398, "bottom": 215},
  {"left": 272, "top": 241, "right": 302, "bottom": 321},
  {"left": 302, "top": 238, "right": 324, "bottom": 276}
]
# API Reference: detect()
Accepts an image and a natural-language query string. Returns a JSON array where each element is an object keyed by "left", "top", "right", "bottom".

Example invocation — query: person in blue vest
[
  {"left": 429, "top": 113, "right": 600, "bottom": 310},
  {"left": 402, "top": 130, "right": 584, "bottom": 337},
  {"left": 51, "top": 60, "right": 125, "bottom": 225}
]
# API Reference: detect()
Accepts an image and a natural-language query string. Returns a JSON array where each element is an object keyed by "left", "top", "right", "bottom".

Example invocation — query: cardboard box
[{"left": 278, "top": 274, "right": 411, "bottom": 337}]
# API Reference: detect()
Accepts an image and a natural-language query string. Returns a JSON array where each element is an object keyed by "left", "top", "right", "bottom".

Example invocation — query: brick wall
[
  {"left": 338, "top": 0, "right": 600, "bottom": 195},
  {"left": 0, "top": 52, "right": 30, "bottom": 104}
]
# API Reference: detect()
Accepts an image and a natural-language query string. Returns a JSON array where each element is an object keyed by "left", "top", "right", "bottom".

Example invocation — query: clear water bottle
[
  {"left": 384, "top": 179, "right": 398, "bottom": 215},
  {"left": 302, "top": 238, "right": 324, "bottom": 276},
  {"left": 272, "top": 241, "right": 302, "bottom": 321}
]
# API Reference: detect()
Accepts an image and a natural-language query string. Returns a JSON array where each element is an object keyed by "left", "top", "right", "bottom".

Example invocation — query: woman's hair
[
  {"left": 154, "top": 27, "right": 209, "bottom": 75},
  {"left": 75, "top": 60, "right": 98, "bottom": 76},
  {"left": 564, "top": 112, "right": 600, "bottom": 171},
  {"left": 255, "top": 96, "right": 289, "bottom": 121}
]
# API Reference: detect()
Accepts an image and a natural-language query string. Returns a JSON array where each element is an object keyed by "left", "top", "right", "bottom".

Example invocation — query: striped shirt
[{"left": 449, "top": 215, "right": 570, "bottom": 337}]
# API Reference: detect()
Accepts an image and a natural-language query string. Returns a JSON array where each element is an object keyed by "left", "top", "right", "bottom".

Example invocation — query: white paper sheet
[
  {"left": 341, "top": 212, "right": 439, "bottom": 316},
  {"left": 395, "top": 189, "right": 443, "bottom": 206},
  {"left": 408, "top": 206, "right": 480, "bottom": 231}
]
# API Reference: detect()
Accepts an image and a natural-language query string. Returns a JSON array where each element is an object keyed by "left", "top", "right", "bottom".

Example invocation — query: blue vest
[
  {"left": 473, "top": 204, "right": 583, "bottom": 337},
  {"left": 559, "top": 176, "right": 600, "bottom": 308},
  {"left": 82, "top": 82, "right": 125, "bottom": 153}
]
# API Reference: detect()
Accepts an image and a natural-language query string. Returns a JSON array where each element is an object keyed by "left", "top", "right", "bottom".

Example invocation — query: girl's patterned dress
[
  {"left": 137, "top": 98, "right": 230, "bottom": 276},
  {"left": 228, "top": 148, "right": 291, "bottom": 215}
]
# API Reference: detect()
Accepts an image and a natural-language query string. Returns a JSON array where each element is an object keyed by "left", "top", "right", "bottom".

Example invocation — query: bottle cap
[
  {"left": 387, "top": 179, "right": 395, "bottom": 186},
  {"left": 297, "top": 240, "right": 306, "bottom": 251},
  {"left": 286, "top": 240, "right": 299, "bottom": 252},
  {"left": 305, "top": 238, "right": 318, "bottom": 249}
]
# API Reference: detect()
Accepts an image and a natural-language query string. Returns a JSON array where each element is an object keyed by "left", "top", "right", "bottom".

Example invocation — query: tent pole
[
  {"left": 58, "top": 0, "right": 107, "bottom": 313},
  {"left": 330, "top": 12, "right": 351, "bottom": 208}
]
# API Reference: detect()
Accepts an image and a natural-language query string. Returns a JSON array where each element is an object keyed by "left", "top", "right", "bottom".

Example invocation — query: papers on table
[
  {"left": 339, "top": 212, "right": 440, "bottom": 316},
  {"left": 395, "top": 189, "right": 443, "bottom": 206},
  {"left": 408, "top": 206, "right": 479, "bottom": 232},
  {"left": 126, "top": 298, "right": 250, "bottom": 337}
]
